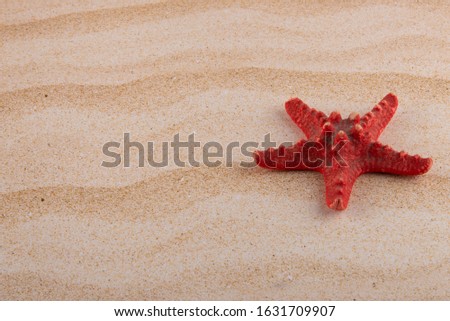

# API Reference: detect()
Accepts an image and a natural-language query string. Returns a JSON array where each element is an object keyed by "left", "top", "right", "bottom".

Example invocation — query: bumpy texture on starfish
[{"left": 254, "top": 93, "right": 433, "bottom": 210}]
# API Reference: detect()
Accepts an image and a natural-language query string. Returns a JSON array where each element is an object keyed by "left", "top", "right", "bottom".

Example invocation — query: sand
[{"left": 1, "top": 0, "right": 449, "bottom": 300}]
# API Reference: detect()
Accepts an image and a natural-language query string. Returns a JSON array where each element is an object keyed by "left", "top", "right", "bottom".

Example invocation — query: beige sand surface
[{"left": 1, "top": 0, "right": 449, "bottom": 300}]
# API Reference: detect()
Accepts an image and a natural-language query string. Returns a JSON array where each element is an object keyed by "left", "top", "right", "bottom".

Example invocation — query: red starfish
[{"left": 254, "top": 93, "right": 433, "bottom": 210}]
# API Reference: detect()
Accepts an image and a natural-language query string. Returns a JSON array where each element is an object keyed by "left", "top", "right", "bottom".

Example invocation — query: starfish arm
[
  {"left": 365, "top": 142, "right": 433, "bottom": 175},
  {"left": 323, "top": 165, "right": 362, "bottom": 210},
  {"left": 361, "top": 93, "right": 398, "bottom": 140},
  {"left": 254, "top": 140, "right": 324, "bottom": 171},
  {"left": 285, "top": 98, "right": 327, "bottom": 137}
]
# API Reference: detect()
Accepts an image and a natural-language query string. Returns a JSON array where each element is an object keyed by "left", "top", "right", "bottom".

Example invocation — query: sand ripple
[{"left": 1, "top": 0, "right": 449, "bottom": 300}]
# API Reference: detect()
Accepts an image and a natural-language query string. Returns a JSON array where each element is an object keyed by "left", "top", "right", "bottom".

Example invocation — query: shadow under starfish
[{"left": 254, "top": 93, "right": 433, "bottom": 210}]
